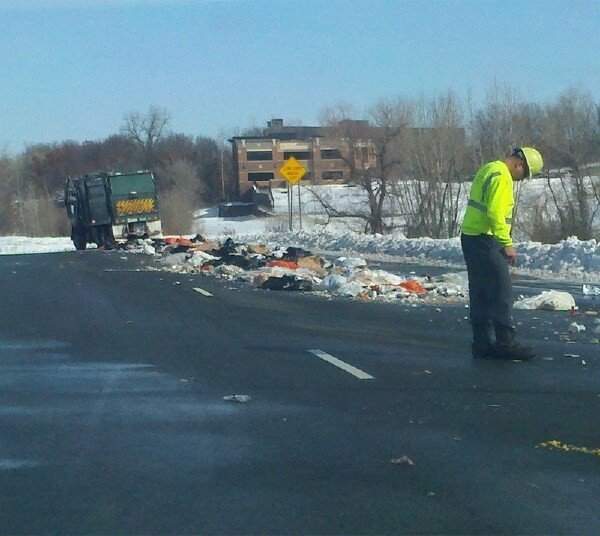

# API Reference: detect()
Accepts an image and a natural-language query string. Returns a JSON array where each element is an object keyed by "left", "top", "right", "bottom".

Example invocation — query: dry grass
[
  {"left": 11, "top": 197, "right": 69, "bottom": 236},
  {"left": 159, "top": 190, "right": 195, "bottom": 235}
]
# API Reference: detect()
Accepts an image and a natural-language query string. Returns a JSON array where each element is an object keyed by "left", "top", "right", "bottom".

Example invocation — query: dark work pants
[{"left": 461, "top": 234, "right": 514, "bottom": 339}]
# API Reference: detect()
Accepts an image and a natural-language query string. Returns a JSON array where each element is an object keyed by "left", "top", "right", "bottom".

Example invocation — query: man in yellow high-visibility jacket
[{"left": 461, "top": 147, "right": 543, "bottom": 360}]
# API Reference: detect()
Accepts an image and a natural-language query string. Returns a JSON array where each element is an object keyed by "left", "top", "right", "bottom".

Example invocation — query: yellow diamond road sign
[{"left": 278, "top": 156, "right": 307, "bottom": 185}]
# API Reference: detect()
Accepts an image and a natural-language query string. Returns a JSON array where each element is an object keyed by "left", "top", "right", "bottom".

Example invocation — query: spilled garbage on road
[
  {"left": 514, "top": 290, "right": 576, "bottom": 311},
  {"left": 137, "top": 235, "right": 468, "bottom": 306},
  {"left": 118, "top": 235, "right": 600, "bottom": 349}
]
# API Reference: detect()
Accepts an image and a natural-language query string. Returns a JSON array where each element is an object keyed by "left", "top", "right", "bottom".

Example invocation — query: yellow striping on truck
[{"left": 116, "top": 198, "right": 156, "bottom": 216}]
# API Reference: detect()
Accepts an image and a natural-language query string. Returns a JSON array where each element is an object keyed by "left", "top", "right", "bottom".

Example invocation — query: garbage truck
[{"left": 65, "top": 170, "right": 162, "bottom": 250}]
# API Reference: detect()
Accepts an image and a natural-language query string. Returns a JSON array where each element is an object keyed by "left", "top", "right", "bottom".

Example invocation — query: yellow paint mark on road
[{"left": 537, "top": 439, "right": 600, "bottom": 458}]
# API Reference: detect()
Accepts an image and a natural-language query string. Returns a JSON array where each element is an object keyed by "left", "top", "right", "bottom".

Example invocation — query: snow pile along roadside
[
  {"left": 0, "top": 236, "right": 75, "bottom": 255},
  {"left": 239, "top": 231, "right": 600, "bottom": 280},
  {"left": 237, "top": 230, "right": 463, "bottom": 264},
  {"left": 517, "top": 237, "right": 600, "bottom": 275}
]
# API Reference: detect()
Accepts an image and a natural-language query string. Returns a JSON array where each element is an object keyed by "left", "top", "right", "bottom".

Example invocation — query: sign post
[
  {"left": 277, "top": 156, "right": 307, "bottom": 232},
  {"left": 297, "top": 182, "right": 302, "bottom": 230}
]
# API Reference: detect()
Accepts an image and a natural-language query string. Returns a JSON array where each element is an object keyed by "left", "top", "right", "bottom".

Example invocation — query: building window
[
  {"left": 248, "top": 172, "right": 274, "bottom": 181},
  {"left": 247, "top": 151, "right": 273, "bottom": 161},
  {"left": 321, "top": 171, "right": 344, "bottom": 180},
  {"left": 354, "top": 145, "right": 376, "bottom": 164},
  {"left": 283, "top": 151, "right": 311, "bottom": 160},
  {"left": 320, "top": 149, "right": 342, "bottom": 159},
  {"left": 354, "top": 146, "right": 371, "bottom": 162}
]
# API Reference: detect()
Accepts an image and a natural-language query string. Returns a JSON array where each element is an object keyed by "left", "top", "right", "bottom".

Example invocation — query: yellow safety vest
[{"left": 462, "top": 160, "right": 514, "bottom": 247}]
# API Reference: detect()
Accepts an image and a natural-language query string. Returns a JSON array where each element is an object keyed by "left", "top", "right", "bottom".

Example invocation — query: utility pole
[
  {"left": 220, "top": 139, "right": 226, "bottom": 201},
  {"left": 15, "top": 165, "right": 25, "bottom": 234}
]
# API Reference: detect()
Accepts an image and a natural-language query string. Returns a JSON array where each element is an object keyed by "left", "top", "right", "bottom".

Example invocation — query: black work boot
[
  {"left": 471, "top": 322, "right": 495, "bottom": 359},
  {"left": 493, "top": 324, "right": 535, "bottom": 361}
]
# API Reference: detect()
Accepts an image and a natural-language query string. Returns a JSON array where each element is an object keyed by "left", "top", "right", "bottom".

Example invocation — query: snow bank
[
  {"left": 240, "top": 231, "right": 600, "bottom": 281},
  {"left": 242, "top": 230, "right": 464, "bottom": 263},
  {"left": 0, "top": 236, "right": 75, "bottom": 255},
  {"left": 517, "top": 237, "right": 600, "bottom": 274}
]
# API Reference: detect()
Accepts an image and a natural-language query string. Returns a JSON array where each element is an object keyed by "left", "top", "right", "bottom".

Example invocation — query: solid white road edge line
[
  {"left": 192, "top": 287, "right": 213, "bottom": 297},
  {"left": 307, "top": 349, "right": 375, "bottom": 380}
]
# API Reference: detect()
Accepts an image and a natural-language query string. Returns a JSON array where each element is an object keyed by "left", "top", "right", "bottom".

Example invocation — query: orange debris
[{"left": 399, "top": 280, "right": 427, "bottom": 294}]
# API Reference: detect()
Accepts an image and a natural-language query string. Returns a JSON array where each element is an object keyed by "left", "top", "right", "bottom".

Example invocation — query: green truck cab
[{"left": 65, "top": 170, "right": 162, "bottom": 250}]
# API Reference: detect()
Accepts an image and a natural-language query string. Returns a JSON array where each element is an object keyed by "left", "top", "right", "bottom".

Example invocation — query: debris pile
[
  {"left": 117, "top": 238, "right": 157, "bottom": 256},
  {"left": 583, "top": 284, "right": 600, "bottom": 297},
  {"left": 148, "top": 235, "right": 468, "bottom": 305},
  {"left": 514, "top": 290, "right": 576, "bottom": 311}
]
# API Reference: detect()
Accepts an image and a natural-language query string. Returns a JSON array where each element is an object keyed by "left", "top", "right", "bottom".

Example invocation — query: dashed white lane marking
[
  {"left": 0, "top": 459, "right": 40, "bottom": 470},
  {"left": 307, "top": 349, "right": 375, "bottom": 380},
  {"left": 193, "top": 287, "right": 213, "bottom": 297}
]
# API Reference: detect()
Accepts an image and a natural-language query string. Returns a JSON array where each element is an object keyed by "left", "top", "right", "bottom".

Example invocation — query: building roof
[
  {"left": 230, "top": 118, "right": 376, "bottom": 143},
  {"left": 229, "top": 119, "right": 464, "bottom": 143}
]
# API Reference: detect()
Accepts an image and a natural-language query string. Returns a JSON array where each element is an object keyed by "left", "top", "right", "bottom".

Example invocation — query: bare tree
[
  {"left": 540, "top": 89, "right": 600, "bottom": 240},
  {"left": 395, "top": 92, "right": 468, "bottom": 238},
  {"left": 316, "top": 98, "right": 412, "bottom": 234},
  {"left": 470, "top": 83, "right": 522, "bottom": 164},
  {"left": 122, "top": 106, "right": 170, "bottom": 169},
  {"left": 0, "top": 155, "right": 17, "bottom": 233}
]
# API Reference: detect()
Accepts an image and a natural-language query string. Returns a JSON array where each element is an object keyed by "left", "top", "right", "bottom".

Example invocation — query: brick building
[{"left": 230, "top": 119, "right": 377, "bottom": 198}]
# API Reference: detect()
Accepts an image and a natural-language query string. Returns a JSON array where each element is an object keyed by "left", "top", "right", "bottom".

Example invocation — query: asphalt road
[{"left": 1, "top": 250, "right": 599, "bottom": 534}]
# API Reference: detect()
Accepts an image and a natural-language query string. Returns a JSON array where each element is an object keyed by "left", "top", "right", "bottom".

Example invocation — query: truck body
[{"left": 65, "top": 170, "right": 162, "bottom": 250}]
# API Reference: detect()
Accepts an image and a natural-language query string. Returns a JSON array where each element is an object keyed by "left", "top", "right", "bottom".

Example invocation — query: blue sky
[{"left": 0, "top": 0, "right": 598, "bottom": 151}]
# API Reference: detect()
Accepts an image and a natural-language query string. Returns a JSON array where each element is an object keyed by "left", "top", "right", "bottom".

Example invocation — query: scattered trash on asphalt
[
  {"left": 337, "top": 257, "right": 368, "bottom": 272},
  {"left": 193, "top": 287, "right": 213, "bottom": 297},
  {"left": 568, "top": 322, "right": 586, "bottom": 334},
  {"left": 583, "top": 284, "right": 600, "bottom": 296},
  {"left": 390, "top": 456, "right": 415, "bottom": 466},
  {"left": 116, "top": 238, "right": 158, "bottom": 255},
  {"left": 536, "top": 440, "right": 600, "bottom": 458},
  {"left": 118, "top": 236, "right": 600, "bottom": 334},
  {"left": 261, "top": 274, "right": 313, "bottom": 291},
  {"left": 514, "top": 290, "right": 576, "bottom": 311},
  {"left": 143, "top": 235, "right": 469, "bottom": 306},
  {"left": 223, "top": 394, "right": 252, "bottom": 403},
  {"left": 399, "top": 280, "right": 427, "bottom": 294}
]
